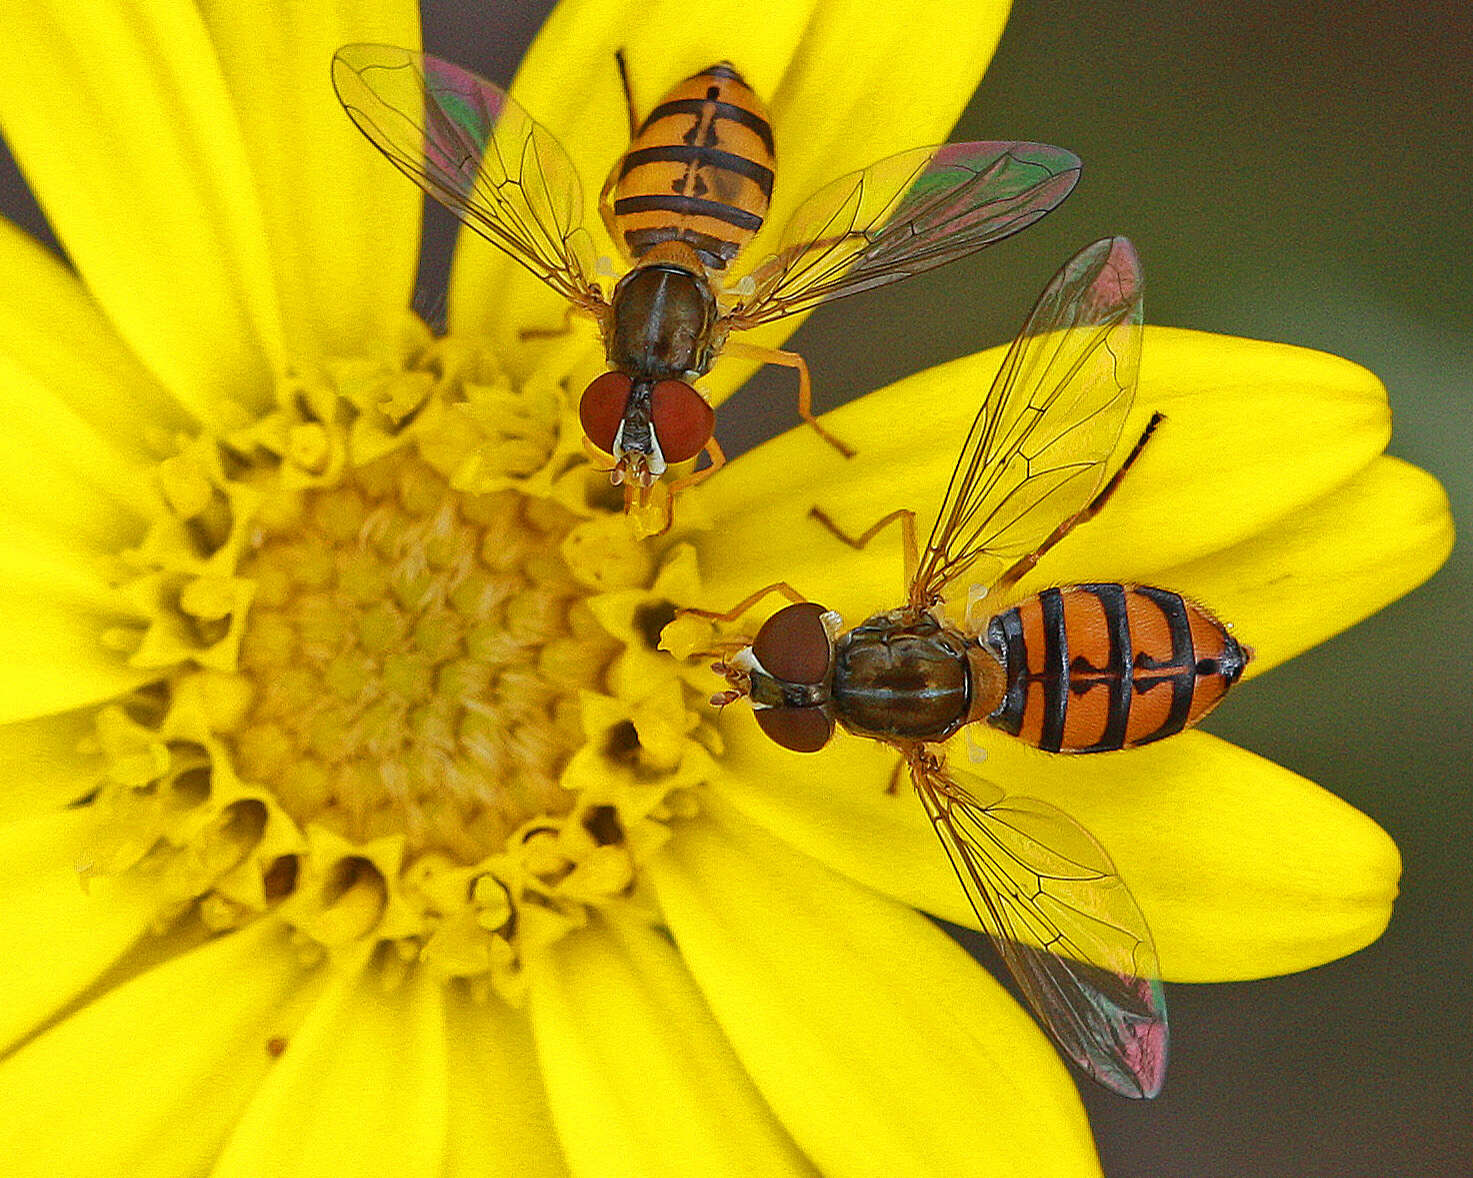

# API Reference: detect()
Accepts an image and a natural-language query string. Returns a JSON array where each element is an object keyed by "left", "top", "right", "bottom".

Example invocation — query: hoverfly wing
[
  {"left": 910, "top": 236, "right": 1142, "bottom": 607},
  {"left": 332, "top": 44, "right": 603, "bottom": 310},
  {"left": 910, "top": 756, "right": 1167, "bottom": 1098},
  {"left": 725, "top": 142, "right": 1080, "bottom": 328}
]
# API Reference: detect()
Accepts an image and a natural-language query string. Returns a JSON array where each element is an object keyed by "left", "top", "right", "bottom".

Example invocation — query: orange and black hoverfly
[
  {"left": 331, "top": 46, "right": 1081, "bottom": 520},
  {"left": 689, "top": 237, "right": 1250, "bottom": 1098}
]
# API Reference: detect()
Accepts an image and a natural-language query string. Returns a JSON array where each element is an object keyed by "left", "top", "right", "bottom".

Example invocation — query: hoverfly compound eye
[
  {"left": 752, "top": 602, "right": 833, "bottom": 685},
  {"left": 650, "top": 380, "right": 715, "bottom": 465},
  {"left": 754, "top": 705, "right": 834, "bottom": 753},
  {"left": 580, "top": 372, "right": 634, "bottom": 456}
]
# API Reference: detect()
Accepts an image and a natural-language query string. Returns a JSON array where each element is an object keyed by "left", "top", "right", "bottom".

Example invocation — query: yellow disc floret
[{"left": 80, "top": 324, "right": 716, "bottom": 1000}]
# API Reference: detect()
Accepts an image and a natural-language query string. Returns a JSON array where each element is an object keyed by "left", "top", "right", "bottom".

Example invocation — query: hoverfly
[
  {"left": 331, "top": 45, "right": 1081, "bottom": 521},
  {"left": 688, "top": 237, "right": 1250, "bottom": 1098}
]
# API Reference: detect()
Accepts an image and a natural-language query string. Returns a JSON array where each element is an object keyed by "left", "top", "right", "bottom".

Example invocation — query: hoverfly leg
[
  {"left": 581, "top": 435, "right": 618, "bottom": 476},
  {"left": 613, "top": 49, "right": 639, "bottom": 139},
  {"left": 654, "top": 436, "right": 727, "bottom": 536},
  {"left": 677, "top": 581, "right": 809, "bottom": 625},
  {"left": 518, "top": 303, "right": 579, "bottom": 341},
  {"left": 665, "top": 435, "right": 726, "bottom": 496},
  {"left": 598, "top": 51, "right": 641, "bottom": 255},
  {"left": 808, "top": 506, "right": 919, "bottom": 596},
  {"left": 994, "top": 411, "right": 1165, "bottom": 595},
  {"left": 722, "top": 340, "right": 856, "bottom": 459},
  {"left": 885, "top": 756, "right": 906, "bottom": 796}
]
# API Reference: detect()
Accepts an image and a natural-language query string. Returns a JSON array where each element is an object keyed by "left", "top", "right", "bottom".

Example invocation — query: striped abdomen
[
  {"left": 613, "top": 63, "right": 775, "bottom": 271},
  {"left": 985, "top": 584, "right": 1248, "bottom": 754}
]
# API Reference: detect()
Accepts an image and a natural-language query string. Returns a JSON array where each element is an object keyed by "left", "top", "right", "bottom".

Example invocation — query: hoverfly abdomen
[
  {"left": 986, "top": 584, "right": 1249, "bottom": 754},
  {"left": 614, "top": 63, "right": 776, "bottom": 271}
]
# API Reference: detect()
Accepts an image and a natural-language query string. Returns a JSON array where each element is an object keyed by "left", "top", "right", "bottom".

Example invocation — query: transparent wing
[
  {"left": 332, "top": 44, "right": 603, "bottom": 309},
  {"left": 910, "top": 754, "right": 1167, "bottom": 1098},
  {"left": 911, "top": 236, "right": 1142, "bottom": 607},
  {"left": 724, "top": 142, "right": 1079, "bottom": 328}
]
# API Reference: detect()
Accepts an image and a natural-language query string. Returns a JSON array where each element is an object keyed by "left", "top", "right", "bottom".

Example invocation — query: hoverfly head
[
  {"left": 743, "top": 602, "right": 842, "bottom": 754},
  {"left": 579, "top": 372, "right": 712, "bottom": 491}
]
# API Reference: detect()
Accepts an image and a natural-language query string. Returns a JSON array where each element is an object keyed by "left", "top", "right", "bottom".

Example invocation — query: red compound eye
[
  {"left": 650, "top": 380, "right": 714, "bottom": 464},
  {"left": 580, "top": 372, "right": 633, "bottom": 455},
  {"left": 752, "top": 602, "right": 832, "bottom": 685},
  {"left": 754, "top": 705, "right": 834, "bottom": 753}
]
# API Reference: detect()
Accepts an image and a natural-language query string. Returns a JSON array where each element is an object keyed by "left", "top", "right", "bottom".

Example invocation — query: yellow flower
[{"left": 0, "top": 4, "right": 1452, "bottom": 1178}]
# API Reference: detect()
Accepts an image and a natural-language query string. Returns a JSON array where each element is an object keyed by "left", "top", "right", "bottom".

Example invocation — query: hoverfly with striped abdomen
[
  {"left": 686, "top": 238, "right": 1250, "bottom": 1098},
  {"left": 331, "top": 46, "right": 1081, "bottom": 525}
]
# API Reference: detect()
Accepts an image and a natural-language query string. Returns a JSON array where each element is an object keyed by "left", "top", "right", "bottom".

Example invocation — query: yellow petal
[
  {"left": 196, "top": 0, "right": 421, "bottom": 359},
  {"left": 444, "top": 989, "right": 569, "bottom": 1178},
  {"left": 981, "top": 732, "right": 1401, "bottom": 981},
  {"left": 0, "top": 1, "right": 281, "bottom": 415},
  {"left": 691, "top": 329, "right": 1392, "bottom": 623},
  {"left": 0, "top": 920, "right": 326, "bottom": 1177},
  {"left": 0, "top": 808, "right": 161, "bottom": 1054},
  {"left": 0, "top": 219, "right": 190, "bottom": 449},
  {"left": 0, "top": 543, "right": 153, "bottom": 725},
  {"left": 648, "top": 803, "right": 1101, "bottom": 1178},
  {"left": 450, "top": 0, "right": 1010, "bottom": 384},
  {"left": 1151, "top": 456, "right": 1453, "bottom": 676},
  {"left": 211, "top": 957, "right": 448, "bottom": 1178},
  {"left": 0, "top": 356, "right": 154, "bottom": 552},
  {"left": 0, "top": 351, "right": 162, "bottom": 721},
  {"left": 0, "top": 706, "right": 99, "bottom": 824},
  {"left": 714, "top": 710, "right": 1400, "bottom": 982},
  {"left": 527, "top": 915, "right": 814, "bottom": 1178}
]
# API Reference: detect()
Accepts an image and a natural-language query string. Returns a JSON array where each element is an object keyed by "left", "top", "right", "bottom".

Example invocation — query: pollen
[{"left": 81, "top": 327, "right": 717, "bottom": 998}]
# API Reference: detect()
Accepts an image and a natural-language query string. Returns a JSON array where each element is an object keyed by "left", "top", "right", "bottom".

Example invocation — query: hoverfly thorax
[
  {"left": 606, "top": 253, "right": 719, "bottom": 378},
  {"left": 832, "top": 610, "right": 986, "bottom": 743}
]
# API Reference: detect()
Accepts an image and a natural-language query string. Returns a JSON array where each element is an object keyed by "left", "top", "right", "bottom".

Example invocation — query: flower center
[
  {"left": 234, "top": 453, "right": 596, "bottom": 863},
  {"left": 83, "top": 330, "right": 713, "bottom": 996}
]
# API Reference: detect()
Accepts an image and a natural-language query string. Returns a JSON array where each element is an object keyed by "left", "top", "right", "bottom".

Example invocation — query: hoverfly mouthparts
[{"left": 579, "top": 372, "right": 715, "bottom": 488}]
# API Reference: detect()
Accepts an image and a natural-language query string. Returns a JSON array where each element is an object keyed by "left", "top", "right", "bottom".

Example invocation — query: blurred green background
[{"left": 4, "top": 1, "right": 1466, "bottom": 1174}]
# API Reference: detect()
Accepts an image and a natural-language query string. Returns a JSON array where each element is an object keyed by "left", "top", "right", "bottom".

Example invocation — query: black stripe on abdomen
[
  {"left": 618, "top": 144, "right": 774, "bottom": 197},
  {"left": 622, "top": 226, "right": 741, "bottom": 269},
  {"left": 1079, "top": 582, "right": 1133, "bottom": 752},
  {"left": 1132, "top": 586, "right": 1195, "bottom": 743},
  {"left": 985, "top": 609, "right": 1026, "bottom": 737},
  {"left": 1037, "top": 587, "right": 1069, "bottom": 753},
  {"left": 641, "top": 98, "right": 775, "bottom": 152},
  {"left": 613, "top": 193, "right": 764, "bottom": 232}
]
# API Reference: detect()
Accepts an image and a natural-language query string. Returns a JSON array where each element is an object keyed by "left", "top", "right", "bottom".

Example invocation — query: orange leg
[
  {"left": 581, "top": 435, "right": 616, "bottom": 474},
  {"left": 666, "top": 435, "right": 726, "bottom": 496},
  {"left": 599, "top": 51, "right": 640, "bottom": 254},
  {"left": 652, "top": 437, "right": 727, "bottom": 536},
  {"left": 519, "top": 303, "right": 580, "bottom": 342},
  {"left": 677, "top": 581, "right": 808, "bottom": 625},
  {"left": 614, "top": 49, "right": 639, "bottom": 139},
  {"left": 994, "top": 411, "right": 1164, "bottom": 595},
  {"left": 808, "top": 506, "right": 919, "bottom": 599},
  {"left": 722, "top": 340, "right": 856, "bottom": 459}
]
